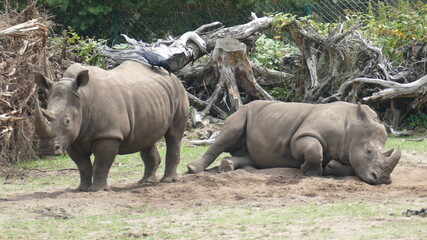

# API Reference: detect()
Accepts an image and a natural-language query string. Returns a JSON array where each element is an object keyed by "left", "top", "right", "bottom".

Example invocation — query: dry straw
[{"left": 0, "top": 1, "right": 69, "bottom": 166}]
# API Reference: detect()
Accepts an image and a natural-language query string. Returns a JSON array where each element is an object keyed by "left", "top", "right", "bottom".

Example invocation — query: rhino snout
[
  {"left": 359, "top": 170, "right": 392, "bottom": 185},
  {"left": 37, "top": 138, "right": 65, "bottom": 156}
]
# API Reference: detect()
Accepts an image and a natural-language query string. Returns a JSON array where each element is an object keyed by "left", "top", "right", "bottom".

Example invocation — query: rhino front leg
[
  {"left": 324, "top": 160, "right": 355, "bottom": 176},
  {"left": 218, "top": 154, "right": 255, "bottom": 172},
  {"left": 293, "top": 137, "right": 323, "bottom": 176},
  {"left": 138, "top": 144, "right": 161, "bottom": 184},
  {"left": 67, "top": 145, "right": 92, "bottom": 191},
  {"left": 90, "top": 139, "right": 120, "bottom": 191}
]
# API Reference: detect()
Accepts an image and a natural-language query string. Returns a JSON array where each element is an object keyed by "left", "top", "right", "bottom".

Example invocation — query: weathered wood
[
  {"left": 201, "top": 15, "right": 272, "bottom": 51},
  {"left": 189, "top": 131, "right": 220, "bottom": 145},
  {"left": 210, "top": 38, "right": 274, "bottom": 111},
  {"left": 189, "top": 108, "right": 208, "bottom": 128},
  {"left": 187, "top": 92, "right": 228, "bottom": 119},
  {"left": 362, "top": 74, "right": 427, "bottom": 101},
  {"left": 102, "top": 14, "right": 272, "bottom": 72},
  {"left": 0, "top": 19, "right": 47, "bottom": 38},
  {"left": 212, "top": 38, "right": 244, "bottom": 111},
  {"left": 201, "top": 78, "right": 225, "bottom": 115},
  {"left": 252, "top": 64, "right": 295, "bottom": 87}
]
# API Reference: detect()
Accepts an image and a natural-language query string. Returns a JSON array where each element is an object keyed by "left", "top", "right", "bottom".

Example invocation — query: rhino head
[
  {"left": 346, "top": 103, "right": 401, "bottom": 185},
  {"left": 34, "top": 70, "right": 89, "bottom": 156}
]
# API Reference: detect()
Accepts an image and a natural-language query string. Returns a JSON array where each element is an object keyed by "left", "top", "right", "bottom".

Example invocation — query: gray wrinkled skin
[
  {"left": 187, "top": 100, "right": 401, "bottom": 185},
  {"left": 34, "top": 61, "right": 189, "bottom": 191}
]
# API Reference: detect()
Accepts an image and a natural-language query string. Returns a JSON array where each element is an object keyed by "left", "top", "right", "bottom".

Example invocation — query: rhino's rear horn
[
  {"left": 34, "top": 99, "right": 53, "bottom": 139},
  {"left": 382, "top": 148, "right": 394, "bottom": 157},
  {"left": 384, "top": 146, "right": 401, "bottom": 174}
]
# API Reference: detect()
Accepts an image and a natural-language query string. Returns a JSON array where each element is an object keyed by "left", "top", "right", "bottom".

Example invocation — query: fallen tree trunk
[{"left": 101, "top": 14, "right": 272, "bottom": 72}]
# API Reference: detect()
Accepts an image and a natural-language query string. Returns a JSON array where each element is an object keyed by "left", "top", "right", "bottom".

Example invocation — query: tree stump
[{"left": 203, "top": 38, "right": 273, "bottom": 114}]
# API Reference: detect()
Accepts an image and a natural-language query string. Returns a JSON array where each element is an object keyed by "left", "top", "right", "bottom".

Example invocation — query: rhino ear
[
  {"left": 356, "top": 102, "right": 371, "bottom": 123},
  {"left": 71, "top": 70, "right": 89, "bottom": 91},
  {"left": 34, "top": 72, "right": 53, "bottom": 90}
]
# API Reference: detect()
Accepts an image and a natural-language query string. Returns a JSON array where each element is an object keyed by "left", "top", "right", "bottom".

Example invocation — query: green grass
[
  {"left": 1, "top": 201, "right": 426, "bottom": 239},
  {"left": 0, "top": 144, "right": 211, "bottom": 194},
  {"left": 386, "top": 135, "right": 427, "bottom": 153}
]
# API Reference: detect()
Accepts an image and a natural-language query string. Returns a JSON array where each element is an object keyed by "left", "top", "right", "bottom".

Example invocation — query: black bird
[{"left": 136, "top": 50, "right": 172, "bottom": 75}]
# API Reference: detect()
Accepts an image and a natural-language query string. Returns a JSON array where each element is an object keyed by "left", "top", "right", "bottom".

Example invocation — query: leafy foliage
[
  {"left": 31, "top": 0, "right": 315, "bottom": 41},
  {"left": 48, "top": 28, "right": 107, "bottom": 67},
  {"left": 248, "top": 34, "right": 298, "bottom": 70},
  {"left": 38, "top": 0, "right": 143, "bottom": 31},
  {"left": 406, "top": 112, "right": 427, "bottom": 129},
  {"left": 348, "top": 1, "right": 427, "bottom": 62},
  {"left": 264, "top": 86, "right": 289, "bottom": 100},
  {"left": 272, "top": 1, "right": 427, "bottom": 64}
]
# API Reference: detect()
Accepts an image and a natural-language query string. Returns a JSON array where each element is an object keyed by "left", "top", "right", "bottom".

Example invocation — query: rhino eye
[
  {"left": 366, "top": 149, "right": 372, "bottom": 154},
  {"left": 65, "top": 118, "right": 71, "bottom": 126}
]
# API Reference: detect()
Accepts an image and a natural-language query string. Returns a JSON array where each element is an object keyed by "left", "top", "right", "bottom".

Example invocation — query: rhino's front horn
[
  {"left": 384, "top": 146, "right": 401, "bottom": 174},
  {"left": 34, "top": 99, "right": 52, "bottom": 139}
]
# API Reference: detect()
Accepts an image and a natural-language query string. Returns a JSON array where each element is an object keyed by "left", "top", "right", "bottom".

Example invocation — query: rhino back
[
  {"left": 245, "top": 101, "right": 357, "bottom": 168},
  {"left": 74, "top": 61, "right": 187, "bottom": 154}
]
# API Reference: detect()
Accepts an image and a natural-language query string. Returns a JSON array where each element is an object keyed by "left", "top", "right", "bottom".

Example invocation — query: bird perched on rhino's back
[{"left": 136, "top": 50, "right": 172, "bottom": 75}]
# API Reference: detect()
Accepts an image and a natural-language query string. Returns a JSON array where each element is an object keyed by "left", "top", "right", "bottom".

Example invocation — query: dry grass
[{"left": 0, "top": 1, "right": 70, "bottom": 165}]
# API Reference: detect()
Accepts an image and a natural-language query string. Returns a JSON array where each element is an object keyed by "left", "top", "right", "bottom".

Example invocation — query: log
[
  {"left": 362, "top": 74, "right": 427, "bottom": 101},
  {"left": 201, "top": 15, "right": 272, "bottom": 51},
  {"left": 189, "top": 131, "right": 220, "bottom": 146},
  {"left": 101, "top": 14, "right": 272, "bottom": 72},
  {"left": 252, "top": 64, "right": 295, "bottom": 87},
  {"left": 186, "top": 92, "right": 228, "bottom": 119}
]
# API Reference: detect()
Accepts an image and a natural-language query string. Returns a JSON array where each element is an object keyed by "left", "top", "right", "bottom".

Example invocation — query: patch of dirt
[
  {"left": 1, "top": 152, "right": 426, "bottom": 210},
  {"left": 0, "top": 151, "right": 426, "bottom": 239}
]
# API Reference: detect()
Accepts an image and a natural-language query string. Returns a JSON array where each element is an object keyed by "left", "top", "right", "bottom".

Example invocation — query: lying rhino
[
  {"left": 34, "top": 61, "right": 189, "bottom": 191},
  {"left": 188, "top": 100, "right": 401, "bottom": 184}
]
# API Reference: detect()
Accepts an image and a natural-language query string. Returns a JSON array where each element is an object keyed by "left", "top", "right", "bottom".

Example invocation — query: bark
[
  {"left": 184, "top": 38, "right": 274, "bottom": 118},
  {"left": 279, "top": 19, "right": 427, "bottom": 128},
  {"left": 101, "top": 15, "right": 272, "bottom": 72}
]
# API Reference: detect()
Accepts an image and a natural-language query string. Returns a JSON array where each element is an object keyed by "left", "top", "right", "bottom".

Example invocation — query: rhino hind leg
[
  {"left": 161, "top": 107, "right": 188, "bottom": 183},
  {"left": 324, "top": 160, "right": 355, "bottom": 176},
  {"left": 293, "top": 137, "right": 323, "bottom": 176},
  {"left": 138, "top": 144, "right": 161, "bottom": 184},
  {"left": 187, "top": 106, "right": 249, "bottom": 174},
  {"left": 218, "top": 155, "right": 255, "bottom": 172}
]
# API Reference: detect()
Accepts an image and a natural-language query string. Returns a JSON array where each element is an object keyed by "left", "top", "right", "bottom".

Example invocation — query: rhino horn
[
  {"left": 34, "top": 99, "right": 52, "bottom": 139},
  {"left": 382, "top": 148, "right": 394, "bottom": 157},
  {"left": 384, "top": 146, "right": 401, "bottom": 174}
]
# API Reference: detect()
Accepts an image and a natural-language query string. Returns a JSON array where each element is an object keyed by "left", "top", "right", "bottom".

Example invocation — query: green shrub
[
  {"left": 48, "top": 28, "right": 107, "bottom": 68},
  {"left": 406, "top": 112, "right": 427, "bottom": 129},
  {"left": 249, "top": 34, "right": 299, "bottom": 70},
  {"left": 349, "top": 1, "right": 427, "bottom": 62}
]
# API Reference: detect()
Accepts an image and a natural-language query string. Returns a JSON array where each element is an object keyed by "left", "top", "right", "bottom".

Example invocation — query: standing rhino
[
  {"left": 34, "top": 61, "right": 189, "bottom": 191},
  {"left": 187, "top": 100, "right": 401, "bottom": 184}
]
